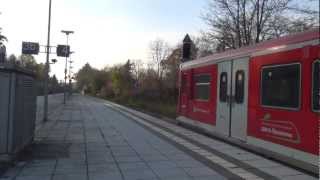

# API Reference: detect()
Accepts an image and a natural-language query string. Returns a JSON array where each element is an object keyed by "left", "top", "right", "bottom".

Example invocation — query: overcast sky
[{"left": 0, "top": 0, "right": 207, "bottom": 80}]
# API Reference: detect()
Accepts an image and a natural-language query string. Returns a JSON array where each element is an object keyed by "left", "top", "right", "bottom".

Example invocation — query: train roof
[{"left": 181, "top": 29, "right": 320, "bottom": 70}]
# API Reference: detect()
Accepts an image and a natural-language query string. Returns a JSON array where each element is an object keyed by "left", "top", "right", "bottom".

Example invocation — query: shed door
[
  {"left": 0, "top": 72, "right": 10, "bottom": 153},
  {"left": 216, "top": 58, "right": 249, "bottom": 141}
]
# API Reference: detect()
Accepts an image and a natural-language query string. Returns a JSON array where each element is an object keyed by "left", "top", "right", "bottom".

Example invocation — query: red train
[{"left": 177, "top": 29, "right": 319, "bottom": 174}]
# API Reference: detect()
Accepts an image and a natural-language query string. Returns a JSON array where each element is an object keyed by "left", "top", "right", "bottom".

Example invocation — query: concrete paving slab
[
  {"left": 160, "top": 177, "right": 193, "bottom": 180},
  {"left": 19, "top": 166, "right": 54, "bottom": 176},
  {"left": 153, "top": 168, "right": 190, "bottom": 179},
  {"left": 118, "top": 162, "right": 149, "bottom": 171},
  {"left": 88, "top": 163, "right": 118, "bottom": 173},
  {"left": 52, "top": 174, "right": 88, "bottom": 180},
  {"left": 7, "top": 94, "right": 317, "bottom": 180},
  {"left": 89, "top": 172, "right": 123, "bottom": 180},
  {"left": 190, "top": 175, "right": 227, "bottom": 180},
  {"left": 1, "top": 167, "right": 22, "bottom": 178},
  {"left": 122, "top": 169, "right": 157, "bottom": 180},
  {"left": 24, "top": 160, "right": 56, "bottom": 168},
  {"left": 142, "top": 155, "right": 169, "bottom": 162},
  {"left": 174, "top": 160, "right": 206, "bottom": 168},
  {"left": 184, "top": 167, "right": 219, "bottom": 177},
  {"left": 148, "top": 161, "right": 179, "bottom": 169},
  {"left": 115, "top": 156, "right": 143, "bottom": 163},
  {"left": 15, "top": 176, "right": 52, "bottom": 180}
]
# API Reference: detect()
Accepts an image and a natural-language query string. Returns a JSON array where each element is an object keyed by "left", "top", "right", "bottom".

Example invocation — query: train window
[
  {"left": 220, "top": 72, "right": 228, "bottom": 102},
  {"left": 194, "top": 74, "right": 211, "bottom": 101},
  {"left": 312, "top": 60, "right": 320, "bottom": 112},
  {"left": 261, "top": 63, "right": 300, "bottom": 110},
  {"left": 235, "top": 70, "right": 245, "bottom": 104}
]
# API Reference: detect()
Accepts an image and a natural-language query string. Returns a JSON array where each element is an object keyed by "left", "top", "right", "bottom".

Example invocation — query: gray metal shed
[{"left": 0, "top": 63, "right": 37, "bottom": 157}]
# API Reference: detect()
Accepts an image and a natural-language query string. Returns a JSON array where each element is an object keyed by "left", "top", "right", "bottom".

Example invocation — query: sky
[{"left": 0, "top": 0, "right": 207, "bottom": 80}]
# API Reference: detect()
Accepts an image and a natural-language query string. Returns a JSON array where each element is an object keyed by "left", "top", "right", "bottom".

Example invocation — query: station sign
[
  {"left": 22, "top": 42, "right": 40, "bottom": 55},
  {"left": 57, "top": 45, "right": 70, "bottom": 57}
]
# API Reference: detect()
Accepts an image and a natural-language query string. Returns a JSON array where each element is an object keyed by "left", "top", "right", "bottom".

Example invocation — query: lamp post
[
  {"left": 43, "top": 0, "right": 52, "bottom": 122},
  {"left": 61, "top": 30, "right": 74, "bottom": 104},
  {"left": 68, "top": 52, "right": 74, "bottom": 95}
]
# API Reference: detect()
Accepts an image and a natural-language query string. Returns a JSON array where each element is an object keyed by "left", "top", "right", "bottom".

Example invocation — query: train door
[
  {"left": 230, "top": 58, "right": 249, "bottom": 141},
  {"left": 216, "top": 58, "right": 249, "bottom": 141},
  {"left": 216, "top": 61, "right": 232, "bottom": 136}
]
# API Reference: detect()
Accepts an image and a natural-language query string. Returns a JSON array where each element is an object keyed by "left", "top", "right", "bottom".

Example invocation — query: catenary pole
[{"left": 43, "top": 0, "right": 52, "bottom": 122}]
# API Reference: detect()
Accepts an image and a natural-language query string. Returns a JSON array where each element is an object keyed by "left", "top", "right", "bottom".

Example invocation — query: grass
[{"left": 104, "top": 96, "right": 177, "bottom": 119}]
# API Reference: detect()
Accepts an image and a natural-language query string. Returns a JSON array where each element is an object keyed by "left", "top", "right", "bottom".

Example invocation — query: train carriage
[{"left": 177, "top": 29, "right": 319, "bottom": 174}]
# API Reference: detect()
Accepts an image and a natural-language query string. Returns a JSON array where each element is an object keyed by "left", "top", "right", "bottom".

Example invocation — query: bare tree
[
  {"left": 191, "top": 34, "right": 217, "bottom": 58},
  {"left": 0, "top": 31, "right": 6, "bottom": 45},
  {"left": 264, "top": 14, "right": 318, "bottom": 38},
  {"left": 0, "top": 22, "right": 7, "bottom": 62},
  {"left": 149, "top": 39, "right": 170, "bottom": 81},
  {"left": 131, "top": 59, "right": 144, "bottom": 85},
  {"left": 201, "top": 0, "right": 319, "bottom": 51}
]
